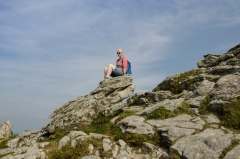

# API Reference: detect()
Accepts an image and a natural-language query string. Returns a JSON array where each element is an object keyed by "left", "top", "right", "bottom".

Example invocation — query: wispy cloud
[{"left": 1, "top": 0, "right": 240, "bottom": 133}]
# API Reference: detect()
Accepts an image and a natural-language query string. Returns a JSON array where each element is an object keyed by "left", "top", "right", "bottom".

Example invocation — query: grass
[
  {"left": 220, "top": 99, "right": 240, "bottom": 129},
  {"left": 152, "top": 69, "right": 204, "bottom": 94},
  {"left": 128, "top": 95, "right": 139, "bottom": 106},
  {"left": 147, "top": 101, "right": 192, "bottom": 120},
  {"left": 44, "top": 130, "right": 68, "bottom": 143},
  {"left": 0, "top": 139, "right": 10, "bottom": 149},
  {"left": 199, "top": 96, "right": 240, "bottom": 130},
  {"left": 48, "top": 142, "right": 89, "bottom": 159},
  {"left": 114, "top": 110, "right": 136, "bottom": 124},
  {"left": 199, "top": 94, "right": 211, "bottom": 114}
]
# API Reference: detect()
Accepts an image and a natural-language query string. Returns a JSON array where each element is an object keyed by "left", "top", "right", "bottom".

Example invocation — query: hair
[{"left": 117, "top": 49, "right": 124, "bottom": 53}]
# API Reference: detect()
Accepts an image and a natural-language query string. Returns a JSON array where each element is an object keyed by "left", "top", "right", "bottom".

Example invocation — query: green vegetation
[
  {"left": 147, "top": 101, "right": 192, "bottom": 120},
  {"left": 44, "top": 130, "right": 68, "bottom": 143},
  {"left": 199, "top": 95, "right": 240, "bottom": 130},
  {"left": 168, "top": 151, "right": 182, "bottom": 159},
  {"left": 219, "top": 99, "right": 240, "bottom": 129},
  {"left": 114, "top": 110, "right": 135, "bottom": 124},
  {"left": 153, "top": 69, "right": 205, "bottom": 94},
  {"left": 48, "top": 142, "right": 89, "bottom": 159},
  {"left": 0, "top": 139, "right": 10, "bottom": 149},
  {"left": 199, "top": 93, "right": 211, "bottom": 114},
  {"left": 81, "top": 115, "right": 122, "bottom": 137},
  {"left": 128, "top": 95, "right": 139, "bottom": 106}
]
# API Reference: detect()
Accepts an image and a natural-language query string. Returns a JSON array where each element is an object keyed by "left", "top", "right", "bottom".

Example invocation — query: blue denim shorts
[{"left": 111, "top": 68, "right": 123, "bottom": 77}]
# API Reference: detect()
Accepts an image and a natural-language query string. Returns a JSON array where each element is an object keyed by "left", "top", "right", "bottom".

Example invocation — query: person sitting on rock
[{"left": 104, "top": 49, "right": 128, "bottom": 79}]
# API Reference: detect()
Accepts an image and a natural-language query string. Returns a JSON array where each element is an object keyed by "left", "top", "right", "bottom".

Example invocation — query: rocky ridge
[{"left": 1, "top": 43, "right": 240, "bottom": 159}]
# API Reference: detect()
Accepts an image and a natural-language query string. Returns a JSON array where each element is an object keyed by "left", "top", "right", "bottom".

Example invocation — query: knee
[{"left": 108, "top": 64, "right": 113, "bottom": 67}]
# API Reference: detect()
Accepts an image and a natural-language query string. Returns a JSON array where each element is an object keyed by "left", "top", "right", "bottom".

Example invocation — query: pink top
[{"left": 116, "top": 57, "right": 127, "bottom": 72}]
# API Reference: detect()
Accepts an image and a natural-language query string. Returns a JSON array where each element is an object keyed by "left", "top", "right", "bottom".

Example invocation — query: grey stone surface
[
  {"left": 7, "top": 137, "right": 21, "bottom": 149},
  {"left": 0, "top": 148, "right": 14, "bottom": 155},
  {"left": 116, "top": 151, "right": 132, "bottom": 159},
  {"left": 201, "top": 114, "right": 220, "bottom": 124},
  {"left": 43, "top": 76, "right": 135, "bottom": 133},
  {"left": 117, "top": 116, "right": 154, "bottom": 136},
  {"left": 137, "top": 98, "right": 185, "bottom": 116},
  {"left": 158, "top": 126, "right": 195, "bottom": 146},
  {"left": 102, "top": 138, "right": 112, "bottom": 151},
  {"left": 71, "top": 135, "right": 90, "bottom": 147},
  {"left": 68, "top": 131, "right": 87, "bottom": 139},
  {"left": 187, "top": 96, "right": 205, "bottom": 108},
  {"left": 224, "top": 144, "right": 240, "bottom": 159},
  {"left": 81, "top": 155, "right": 101, "bottom": 159},
  {"left": 58, "top": 136, "right": 70, "bottom": 149},
  {"left": 25, "top": 144, "right": 45, "bottom": 159},
  {"left": 147, "top": 114, "right": 205, "bottom": 129},
  {"left": 117, "top": 139, "right": 126, "bottom": 149},
  {"left": 209, "top": 74, "right": 240, "bottom": 101},
  {"left": 171, "top": 128, "right": 233, "bottom": 159},
  {"left": 0, "top": 121, "right": 13, "bottom": 139},
  {"left": 193, "top": 80, "right": 215, "bottom": 96}
]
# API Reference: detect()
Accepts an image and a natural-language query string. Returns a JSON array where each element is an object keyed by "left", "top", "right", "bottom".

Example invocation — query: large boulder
[
  {"left": 0, "top": 121, "right": 13, "bottom": 140},
  {"left": 171, "top": 128, "right": 233, "bottom": 159},
  {"left": 43, "top": 75, "right": 135, "bottom": 133}
]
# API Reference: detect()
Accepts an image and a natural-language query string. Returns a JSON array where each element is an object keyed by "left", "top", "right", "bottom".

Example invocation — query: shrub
[
  {"left": 199, "top": 93, "right": 211, "bottom": 114},
  {"left": 48, "top": 142, "right": 88, "bottom": 159},
  {"left": 147, "top": 101, "right": 192, "bottom": 120},
  {"left": 128, "top": 95, "right": 139, "bottom": 106},
  {"left": 153, "top": 69, "right": 204, "bottom": 94},
  {"left": 220, "top": 100, "right": 240, "bottom": 129},
  {"left": 114, "top": 111, "right": 135, "bottom": 124},
  {"left": 0, "top": 139, "right": 10, "bottom": 149},
  {"left": 44, "top": 130, "right": 68, "bottom": 143}
]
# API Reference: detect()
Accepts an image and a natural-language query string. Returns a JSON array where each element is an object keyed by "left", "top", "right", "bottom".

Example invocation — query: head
[{"left": 117, "top": 49, "right": 124, "bottom": 58}]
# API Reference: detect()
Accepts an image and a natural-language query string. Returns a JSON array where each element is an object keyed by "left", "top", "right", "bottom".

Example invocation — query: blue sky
[{"left": 1, "top": 0, "right": 240, "bottom": 133}]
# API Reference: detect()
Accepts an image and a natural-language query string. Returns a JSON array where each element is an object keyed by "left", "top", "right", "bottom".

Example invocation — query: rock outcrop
[
  {"left": 3, "top": 43, "right": 240, "bottom": 159},
  {"left": 0, "top": 121, "right": 13, "bottom": 140},
  {"left": 43, "top": 75, "right": 135, "bottom": 133}
]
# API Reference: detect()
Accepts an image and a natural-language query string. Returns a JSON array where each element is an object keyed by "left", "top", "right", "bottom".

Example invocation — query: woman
[{"left": 104, "top": 49, "right": 128, "bottom": 79}]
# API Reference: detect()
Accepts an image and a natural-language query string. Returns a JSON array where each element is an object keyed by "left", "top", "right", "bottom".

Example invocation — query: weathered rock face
[
  {"left": 0, "top": 121, "right": 13, "bottom": 140},
  {"left": 4, "top": 44, "right": 240, "bottom": 159},
  {"left": 43, "top": 75, "right": 135, "bottom": 133},
  {"left": 171, "top": 128, "right": 233, "bottom": 159}
]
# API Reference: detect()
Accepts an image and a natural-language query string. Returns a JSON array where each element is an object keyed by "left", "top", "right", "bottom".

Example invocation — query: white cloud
[{"left": 1, "top": 0, "right": 240, "bottom": 133}]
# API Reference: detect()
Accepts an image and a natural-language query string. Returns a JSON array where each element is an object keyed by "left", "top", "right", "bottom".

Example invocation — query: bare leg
[
  {"left": 104, "top": 64, "right": 116, "bottom": 78},
  {"left": 104, "top": 67, "right": 108, "bottom": 78}
]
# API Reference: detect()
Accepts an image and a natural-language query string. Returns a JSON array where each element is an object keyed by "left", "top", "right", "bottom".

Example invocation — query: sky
[{"left": 1, "top": 0, "right": 240, "bottom": 133}]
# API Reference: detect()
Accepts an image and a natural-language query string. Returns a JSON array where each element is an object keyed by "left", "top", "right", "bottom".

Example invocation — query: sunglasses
[{"left": 117, "top": 52, "right": 122, "bottom": 54}]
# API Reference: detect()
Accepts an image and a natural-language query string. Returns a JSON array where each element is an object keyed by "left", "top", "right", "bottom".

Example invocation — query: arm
[{"left": 122, "top": 58, "right": 127, "bottom": 75}]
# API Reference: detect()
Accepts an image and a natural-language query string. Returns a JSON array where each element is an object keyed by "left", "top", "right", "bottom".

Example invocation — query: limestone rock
[
  {"left": 171, "top": 128, "right": 233, "bottom": 159},
  {"left": 147, "top": 114, "right": 205, "bottom": 130},
  {"left": 0, "top": 121, "right": 13, "bottom": 140},
  {"left": 25, "top": 144, "right": 45, "bottom": 159},
  {"left": 117, "top": 116, "right": 154, "bottom": 136},
  {"left": 102, "top": 138, "right": 112, "bottom": 151},
  {"left": 58, "top": 136, "right": 70, "bottom": 149},
  {"left": 116, "top": 151, "right": 132, "bottom": 159},
  {"left": 224, "top": 144, "right": 240, "bottom": 159},
  {"left": 43, "top": 76, "right": 135, "bottom": 133},
  {"left": 209, "top": 74, "right": 240, "bottom": 101},
  {"left": 81, "top": 155, "right": 101, "bottom": 159},
  {"left": 137, "top": 98, "right": 185, "bottom": 116},
  {"left": 201, "top": 114, "right": 220, "bottom": 124},
  {"left": 192, "top": 80, "right": 215, "bottom": 96}
]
